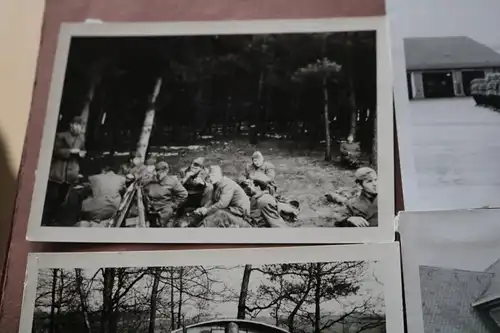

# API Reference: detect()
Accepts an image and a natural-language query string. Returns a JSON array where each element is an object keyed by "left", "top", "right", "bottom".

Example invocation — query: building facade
[{"left": 404, "top": 36, "right": 500, "bottom": 100}]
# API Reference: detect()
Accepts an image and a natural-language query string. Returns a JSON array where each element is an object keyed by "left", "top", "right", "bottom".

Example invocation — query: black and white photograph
[
  {"left": 399, "top": 208, "right": 500, "bottom": 333},
  {"left": 18, "top": 245, "right": 404, "bottom": 333},
  {"left": 388, "top": 0, "right": 500, "bottom": 211},
  {"left": 27, "top": 18, "right": 393, "bottom": 243}
]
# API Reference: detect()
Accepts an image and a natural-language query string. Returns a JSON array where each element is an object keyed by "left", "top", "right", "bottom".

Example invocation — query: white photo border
[
  {"left": 399, "top": 209, "right": 500, "bottom": 333},
  {"left": 18, "top": 244, "right": 404, "bottom": 333},
  {"left": 26, "top": 17, "right": 395, "bottom": 243}
]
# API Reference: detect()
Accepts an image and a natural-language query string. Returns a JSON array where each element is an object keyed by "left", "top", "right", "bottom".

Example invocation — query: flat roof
[{"left": 404, "top": 36, "right": 500, "bottom": 71}]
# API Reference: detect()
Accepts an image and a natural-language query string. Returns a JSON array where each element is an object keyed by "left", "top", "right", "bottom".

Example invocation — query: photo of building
[
  {"left": 420, "top": 259, "right": 500, "bottom": 332},
  {"left": 405, "top": 36, "right": 500, "bottom": 100}
]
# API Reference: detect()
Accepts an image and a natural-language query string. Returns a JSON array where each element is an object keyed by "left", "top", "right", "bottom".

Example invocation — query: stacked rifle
[{"left": 109, "top": 179, "right": 149, "bottom": 228}]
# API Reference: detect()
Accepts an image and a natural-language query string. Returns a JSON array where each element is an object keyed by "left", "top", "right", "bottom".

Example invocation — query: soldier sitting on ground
[
  {"left": 179, "top": 157, "right": 213, "bottom": 210},
  {"left": 240, "top": 180, "right": 288, "bottom": 228},
  {"left": 80, "top": 163, "right": 127, "bottom": 224},
  {"left": 330, "top": 167, "right": 378, "bottom": 227},
  {"left": 195, "top": 165, "right": 252, "bottom": 228},
  {"left": 143, "top": 161, "right": 188, "bottom": 227},
  {"left": 339, "top": 134, "right": 361, "bottom": 168},
  {"left": 239, "top": 151, "right": 277, "bottom": 195}
]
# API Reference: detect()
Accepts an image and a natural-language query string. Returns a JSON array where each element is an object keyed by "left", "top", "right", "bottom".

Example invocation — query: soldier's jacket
[
  {"left": 88, "top": 172, "right": 126, "bottom": 198},
  {"left": 81, "top": 171, "right": 126, "bottom": 221},
  {"left": 49, "top": 131, "right": 85, "bottom": 184},
  {"left": 336, "top": 192, "right": 378, "bottom": 227},
  {"left": 144, "top": 175, "right": 188, "bottom": 211},
  {"left": 206, "top": 177, "right": 250, "bottom": 217},
  {"left": 249, "top": 192, "right": 287, "bottom": 228},
  {"left": 240, "top": 161, "right": 276, "bottom": 185},
  {"left": 180, "top": 166, "right": 209, "bottom": 194}
]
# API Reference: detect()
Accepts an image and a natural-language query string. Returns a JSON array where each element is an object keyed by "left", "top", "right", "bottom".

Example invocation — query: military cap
[
  {"left": 192, "top": 157, "right": 205, "bottom": 166},
  {"left": 252, "top": 151, "right": 264, "bottom": 159},
  {"left": 71, "top": 116, "right": 84, "bottom": 124},
  {"left": 145, "top": 157, "right": 157, "bottom": 166},
  {"left": 155, "top": 161, "right": 169, "bottom": 171},
  {"left": 354, "top": 167, "right": 377, "bottom": 182}
]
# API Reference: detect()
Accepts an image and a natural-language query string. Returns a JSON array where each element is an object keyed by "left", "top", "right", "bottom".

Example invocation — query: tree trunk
[
  {"left": 314, "top": 264, "right": 322, "bottom": 333},
  {"left": 80, "top": 76, "right": 100, "bottom": 145},
  {"left": 237, "top": 265, "right": 252, "bottom": 319},
  {"left": 371, "top": 109, "right": 377, "bottom": 167},
  {"left": 346, "top": 32, "right": 359, "bottom": 141},
  {"left": 252, "top": 71, "right": 265, "bottom": 144},
  {"left": 101, "top": 268, "right": 115, "bottom": 333},
  {"left": 148, "top": 268, "right": 161, "bottom": 333},
  {"left": 177, "top": 267, "right": 184, "bottom": 328},
  {"left": 55, "top": 270, "right": 65, "bottom": 332},
  {"left": 287, "top": 265, "right": 315, "bottom": 333},
  {"left": 75, "top": 269, "right": 92, "bottom": 333},
  {"left": 323, "top": 77, "right": 332, "bottom": 161},
  {"left": 49, "top": 269, "right": 58, "bottom": 333},
  {"left": 170, "top": 268, "right": 176, "bottom": 331},
  {"left": 136, "top": 77, "right": 163, "bottom": 163}
]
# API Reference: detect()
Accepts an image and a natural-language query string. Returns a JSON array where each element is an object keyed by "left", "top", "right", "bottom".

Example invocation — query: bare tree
[
  {"left": 237, "top": 265, "right": 253, "bottom": 319},
  {"left": 148, "top": 268, "right": 161, "bottom": 333},
  {"left": 75, "top": 269, "right": 92, "bottom": 333}
]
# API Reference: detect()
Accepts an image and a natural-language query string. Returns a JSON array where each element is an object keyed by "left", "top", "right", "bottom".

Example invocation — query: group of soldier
[{"left": 43, "top": 115, "right": 378, "bottom": 228}]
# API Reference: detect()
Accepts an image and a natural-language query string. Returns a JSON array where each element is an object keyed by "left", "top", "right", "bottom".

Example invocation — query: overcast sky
[
  {"left": 387, "top": 0, "right": 500, "bottom": 52},
  {"left": 402, "top": 209, "right": 500, "bottom": 272},
  {"left": 38, "top": 261, "right": 385, "bottom": 318}
]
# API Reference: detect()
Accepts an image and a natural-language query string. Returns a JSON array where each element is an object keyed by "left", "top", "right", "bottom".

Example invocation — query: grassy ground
[{"left": 132, "top": 139, "right": 370, "bottom": 227}]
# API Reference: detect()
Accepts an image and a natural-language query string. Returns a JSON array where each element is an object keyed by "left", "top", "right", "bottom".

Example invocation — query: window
[{"left": 489, "top": 307, "right": 500, "bottom": 327}]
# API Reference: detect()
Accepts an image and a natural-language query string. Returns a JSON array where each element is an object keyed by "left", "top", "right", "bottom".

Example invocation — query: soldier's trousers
[
  {"left": 155, "top": 203, "right": 177, "bottom": 227},
  {"left": 199, "top": 209, "right": 252, "bottom": 228}
]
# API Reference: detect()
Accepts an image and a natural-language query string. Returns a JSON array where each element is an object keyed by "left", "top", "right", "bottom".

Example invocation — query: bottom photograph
[
  {"left": 399, "top": 209, "right": 500, "bottom": 333},
  {"left": 19, "top": 245, "right": 403, "bottom": 333}
]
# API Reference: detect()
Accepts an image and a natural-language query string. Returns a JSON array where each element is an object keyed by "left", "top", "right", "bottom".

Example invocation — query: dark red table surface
[{"left": 0, "top": 1, "right": 401, "bottom": 332}]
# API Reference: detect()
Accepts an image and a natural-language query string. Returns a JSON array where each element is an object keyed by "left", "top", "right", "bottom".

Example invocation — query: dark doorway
[
  {"left": 462, "top": 70, "right": 485, "bottom": 96},
  {"left": 407, "top": 72, "right": 413, "bottom": 99},
  {"left": 422, "top": 71, "right": 454, "bottom": 98}
]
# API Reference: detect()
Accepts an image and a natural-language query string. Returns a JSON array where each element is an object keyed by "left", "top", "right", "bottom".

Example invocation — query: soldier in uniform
[
  {"left": 333, "top": 167, "right": 378, "bottom": 227},
  {"left": 43, "top": 116, "right": 86, "bottom": 226},
  {"left": 80, "top": 164, "right": 126, "bottom": 222},
  {"left": 143, "top": 161, "right": 188, "bottom": 227},
  {"left": 241, "top": 181, "right": 288, "bottom": 228},
  {"left": 140, "top": 157, "right": 157, "bottom": 186},
  {"left": 179, "top": 157, "right": 213, "bottom": 209},
  {"left": 239, "top": 151, "right": 277, "bottom": 195},
  {"left": 195, "top": 165, "right": 251, "bottom": 228}
]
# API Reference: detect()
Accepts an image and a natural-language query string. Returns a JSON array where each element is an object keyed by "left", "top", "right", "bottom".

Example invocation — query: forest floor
[{"left": 135, "top": 138, "right": 366, "bottom": 227}]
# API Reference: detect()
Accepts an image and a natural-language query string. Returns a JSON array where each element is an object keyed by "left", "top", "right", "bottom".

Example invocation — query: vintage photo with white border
[
  {"left": 19, "top": 244, "right": 404, "bottom": 333},
  {"left": 399, "top": 208, "right": 500, "bottom": 333},
  {"left": 388, "top": 0, "right": 500, "bottom": 212},
  {"left": 26, "top": 17, "right": 393, "bottom": 243}
]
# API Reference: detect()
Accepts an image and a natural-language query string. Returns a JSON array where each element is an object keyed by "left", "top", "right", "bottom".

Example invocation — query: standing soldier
[
  {"left": 239, "top": 151, "right": 277, "bottom": 195},
  {"left": 43, "top": 116, "right": 86, "bottom": 226},
  {"left": 180, "top": 157, "right": 213, "bottom": 209},
  {"left": 195, "top": 165, "right": 251, "bottom": 228},
  {"left": 333, "top": 167, "right": 378, "bottom": 227},
  {"left": 144, "top": 161, "right": 188, "bottom": 227}
]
